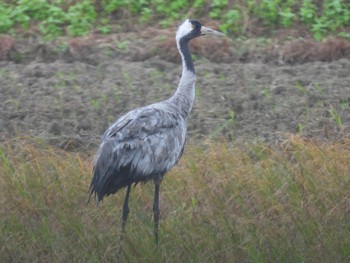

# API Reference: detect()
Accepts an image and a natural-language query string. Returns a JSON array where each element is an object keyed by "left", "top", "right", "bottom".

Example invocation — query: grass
[{"left": 1, "top": 136, "right": 350, "bottom": 262}]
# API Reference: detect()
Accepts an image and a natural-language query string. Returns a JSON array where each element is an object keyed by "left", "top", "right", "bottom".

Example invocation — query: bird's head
[{"left": 176, "top": 19, "right": 225, "bottom": 42}]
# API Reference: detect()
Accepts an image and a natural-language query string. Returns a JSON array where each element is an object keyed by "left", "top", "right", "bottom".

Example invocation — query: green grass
[{"left": 1, "top": 136, "right": 350, "bottom": 262}]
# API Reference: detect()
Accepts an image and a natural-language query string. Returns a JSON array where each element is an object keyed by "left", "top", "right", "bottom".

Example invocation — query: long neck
[
  {"left": 178, "top": 38, "right": 194, "bottom": 73},
  {"left": 170, "top": 38, "right": 196, "bottom": 119}
]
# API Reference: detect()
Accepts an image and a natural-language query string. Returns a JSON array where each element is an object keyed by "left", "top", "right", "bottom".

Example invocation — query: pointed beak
[{"left": 200, "top": 26, "right": 225, "bottom": 37}]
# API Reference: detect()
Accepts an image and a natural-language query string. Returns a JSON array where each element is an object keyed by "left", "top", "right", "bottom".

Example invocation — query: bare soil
[{"left": 1, "top": 30, "right": 350, "bottom": 149}]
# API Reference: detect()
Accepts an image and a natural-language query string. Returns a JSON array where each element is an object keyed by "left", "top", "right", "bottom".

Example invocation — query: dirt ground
[{"left": 1, "top": 30, "right": 350, "bottom": 149}]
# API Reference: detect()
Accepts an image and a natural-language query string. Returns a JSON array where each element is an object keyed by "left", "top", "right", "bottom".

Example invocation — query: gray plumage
[
  {"left": 90, "top": 102, "right": 188, "bottom": 200},
  {"left": 88, "top": 19, "right": 224, "bottom": 243}
]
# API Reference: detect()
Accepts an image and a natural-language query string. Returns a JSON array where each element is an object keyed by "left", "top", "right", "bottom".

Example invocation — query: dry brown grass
[
  {"left": 0, "top": 35, "right": 16, "bottom": 60},
  {"left": 3, "top": 23, "right": 350, "bottom": 64},
  {"left": 0, "top": 136, "right": 349, "bottom": 262},
  {"left": 269, "top": 37, "right": 350, "bottom": 63}
]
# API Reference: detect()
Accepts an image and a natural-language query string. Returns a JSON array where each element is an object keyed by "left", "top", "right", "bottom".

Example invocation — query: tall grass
[{"left": 1, "top": 136, "right": 349, "bottom": 262}]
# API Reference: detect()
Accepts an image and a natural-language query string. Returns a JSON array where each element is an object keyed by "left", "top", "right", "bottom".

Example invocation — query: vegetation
[
  {"left": 0, "top": 0, "right": 349, "bottom": 40},
  {"left": 1, "top": 136, "right": 349, "bottom": 262},
  {"left": 1, "top": 2, "right": 349, "bottom": 261}
]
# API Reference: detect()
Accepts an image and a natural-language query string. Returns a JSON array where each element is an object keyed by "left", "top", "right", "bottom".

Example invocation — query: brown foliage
[
  {"left": 0, "top": 35, "right": 16, "bottom": 60},
  {"left": 279, "top": 37, "right": 350, "bottom": 63}
]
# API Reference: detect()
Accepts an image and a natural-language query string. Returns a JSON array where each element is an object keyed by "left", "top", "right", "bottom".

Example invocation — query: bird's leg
[
  {"left": 153, "top": 182, "right": 160, "bottom": 244},
  {"left": 122, "top": 184, "right": 131, "bottom": 232}
]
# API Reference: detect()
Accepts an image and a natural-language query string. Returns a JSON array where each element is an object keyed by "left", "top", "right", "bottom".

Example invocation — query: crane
[{"left": 88, "top": 19, "right": 224, "bottom": 243}]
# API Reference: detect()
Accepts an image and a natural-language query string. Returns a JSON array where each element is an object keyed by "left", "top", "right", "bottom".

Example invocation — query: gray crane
[{"left": 88, "top": 19, "right": 224, "bottom": 243}]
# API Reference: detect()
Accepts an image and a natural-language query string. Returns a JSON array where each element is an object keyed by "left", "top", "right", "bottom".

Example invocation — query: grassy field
[{"left": 0, "top": 136, "right": 349, "bottom": 262}]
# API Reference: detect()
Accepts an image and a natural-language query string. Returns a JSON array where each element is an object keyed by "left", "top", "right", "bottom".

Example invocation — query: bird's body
[
  {"left": 90, "top": 101, "right": 188, "bottom": 199},
  {"left": 88, "top": 19, "right": 224, "bottom": 242}
]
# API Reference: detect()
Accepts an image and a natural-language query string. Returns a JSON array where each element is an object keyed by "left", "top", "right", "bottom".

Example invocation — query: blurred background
[{"left": 1, "top": 0, "right": 350, "bottom": 148}]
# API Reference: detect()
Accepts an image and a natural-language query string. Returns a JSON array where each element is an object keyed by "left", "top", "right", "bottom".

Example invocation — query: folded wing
[{"left": 89, "top": 105, "right": 186, "bottom": 202}]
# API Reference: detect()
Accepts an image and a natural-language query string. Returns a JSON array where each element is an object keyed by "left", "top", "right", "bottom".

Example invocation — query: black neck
[{"left": 178, "top": 38, "right": 195, "bottom": 74}]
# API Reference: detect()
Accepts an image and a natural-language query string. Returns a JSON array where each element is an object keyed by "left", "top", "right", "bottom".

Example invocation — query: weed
[
  {"left": 262, "top": 87, "right": 271, "bottom": 99},
  {"left": 210, "top": 109, "right": 235, "bottom": 140},
  {"left": 297, "top": 122, "right": 304, "bottom": 134},
  {"left": 148, "top": 69, "right": 164, "bottom": 78},
  {"left": 96, "top": 18, "right": 112, "bottom": 34},
  {"left": 340, "top": 98, "right": 349, "bottom": 109},
  {"left": 103, "top": 48, "right": 114, "bottom": 57},
  {"left": 328, "top": 107, "right": 343, "bottom": 129},
  {"left": 337, "top": 32, "right": 350, "bottom": 41},
  {"left": 314, "top": 82, "right": 323, "bottom": 94},
  {"left": 116, "top": 40, "right": 130, "bottom": 50},
  {"left": 3, "top": 99, "right": 20, "bottom": 111},
  {"left": 90, "top": 98, "right": 100, "bottom": 110},
  {"left": 122, "top": 70, "right": 133, "bottom": 90},
  {"left": 219, "top": 72, "right": 225, "bottom": 81},
  {"left": 295, "top": 81, "right": 308, "bottom": 95}
]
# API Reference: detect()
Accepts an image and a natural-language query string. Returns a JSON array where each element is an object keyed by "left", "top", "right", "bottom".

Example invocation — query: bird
[{"left": 88, "top": 19, "right": 224, "bottom": 243}]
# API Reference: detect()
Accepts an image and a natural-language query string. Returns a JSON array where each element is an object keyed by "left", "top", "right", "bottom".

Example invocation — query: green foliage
[
  {"left": 255, "top": 0, "right": 283, "bottom": 26},
  {"left": 0, "top": 0, "right": 349, "bottom": 40},
  {"left": 38, "top": 5, "right": 66, "bottom": 38},
  {"left": 104, "top": 0, "right": 129, "bottom": 14},
  {"left": 66, "top": 0, "right": 97, "bottom": 36},
  {"left": 219, "top": 9, "right": 242, "bottom": 33},
  {"left": 0, "top": 0, "right": 97, "bottom": 38},
  {"left": 328, "top": 107, "right": 343, "bottom": 129},
  {"left": 209, "top": 0, "right": 228, "bottom": 19},
  {"left": 0, "top": 3, "right": 14, "bottom": 33},
  {"left": 311, "top": 0, "right": 350, "bottom": 40},
  {"left": 279, "top": 7, "right": 296, "bottom": 27},
  {"left": 299, "top": 0, "right": 317, "bottom": 24},
  {"left": 12, "top": 0, "right": 50, "bottom": 28}
]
